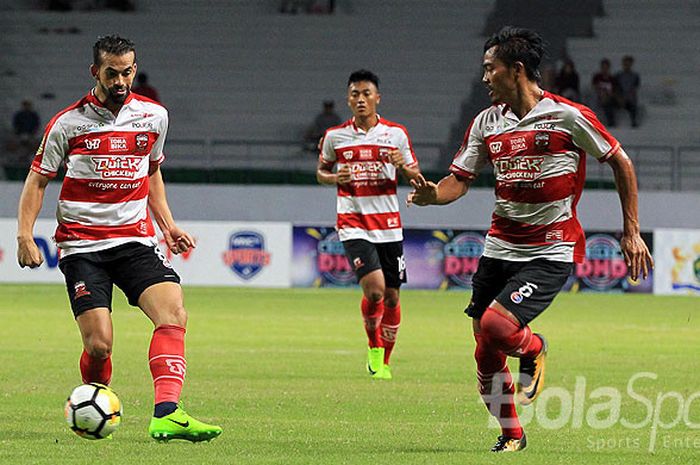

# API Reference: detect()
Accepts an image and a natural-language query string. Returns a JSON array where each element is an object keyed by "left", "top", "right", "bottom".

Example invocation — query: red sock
[
  {"left": 80, "top": 349, "right": 112, "bottom": 385},
  {"left": 380, "top": 302, "right": 401, "bottom": 364},
  {"left": 480, "top": 307, "right": 542, "bottom": 358},
  {"left": 148, "top": 325, "right": 186, "bottom": 404},
  {"left": 361, "top": 296, "right": 384, "bottom": 347},
  {"left": 474, "top": 333, "right": 523, "bottom": 439}
]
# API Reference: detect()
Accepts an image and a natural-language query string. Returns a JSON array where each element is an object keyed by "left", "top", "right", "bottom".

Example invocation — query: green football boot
[
  {"left": 149, "top": 405, "right": 222, "bottom": 442},
  {"left": 366, "top": 347, "right": 385, "bottom": 378},
  {"left": 372, "top": 364, "right": 392, "bottom": 380}
]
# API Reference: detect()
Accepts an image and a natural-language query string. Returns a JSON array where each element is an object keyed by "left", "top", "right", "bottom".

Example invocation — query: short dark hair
[
  {"left": 93, "top": 35, "right": 136, "bottom": 66},
  {"left": 484, "top": 26, "right": 545, "bottom": 82},
  {"left": 347, "top": 69, "right": 379, "bottom": 89}
]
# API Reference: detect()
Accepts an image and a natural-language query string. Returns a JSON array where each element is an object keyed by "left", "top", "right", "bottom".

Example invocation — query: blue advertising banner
[{"left": 291, "top": 226, "right": 653, "bottom": 293}]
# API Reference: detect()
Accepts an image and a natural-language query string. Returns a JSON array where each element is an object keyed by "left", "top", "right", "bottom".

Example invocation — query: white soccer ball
[{"left": 64, "top": 383, "right": 123, "bottom": 440}]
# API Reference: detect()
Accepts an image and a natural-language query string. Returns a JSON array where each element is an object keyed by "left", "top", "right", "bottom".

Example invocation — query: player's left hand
[
  {"left": 620, "top": 232, "right": 654, "bottom": 281},
  {"left": 387, "top": 149, "right": 405, "bottom": 169},
  {"left": 165, "top": 226, "right": 196, "bottom": 255}
]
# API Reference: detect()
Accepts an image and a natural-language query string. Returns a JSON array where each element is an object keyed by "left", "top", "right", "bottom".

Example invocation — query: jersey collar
[{"left": 351, "top": 114, "right": 381, "bottom": 133}]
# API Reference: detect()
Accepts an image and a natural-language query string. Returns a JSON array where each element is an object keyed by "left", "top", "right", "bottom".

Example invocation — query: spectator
[
  {"left": 555, "top": 59, "right": 580, "bottom": 102},
  {"left": 13, "top": 100, "right": 41, "bottom": 142},
  {"left": 304, "top": 100, "right": 341, "bottom": 151},
  {"left": 615, "top": 55, "right": 641, "bottom": 127},
  {"left": 592, "top": 58, "right": 617, "bottom": 127},
  {"left": 131, "top": 72, "right": 160, "bottom": 102}
]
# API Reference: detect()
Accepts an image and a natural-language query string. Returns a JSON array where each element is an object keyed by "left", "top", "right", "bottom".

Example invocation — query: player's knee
[
  {"left": 384, "top": 291, "right": 399, "bottom": 308},
  {"left": 366, "top": 290, "right": 384, "bottom": 303},
  {"left": 479, "top": 309, "right": 505, "bottom": 344},
  {"left": 86, "top": 340, "right": 112, "bottom": 360},
  {"left": 170, "top": 304, "right": 188, "bottom": 327}
]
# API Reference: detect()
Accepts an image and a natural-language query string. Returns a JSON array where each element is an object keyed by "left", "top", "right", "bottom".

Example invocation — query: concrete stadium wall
[{"left": 1, "top": 181, "right": 698, "bottom": 230}]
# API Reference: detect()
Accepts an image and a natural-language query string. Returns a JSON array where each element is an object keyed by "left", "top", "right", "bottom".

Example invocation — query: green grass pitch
[{"left": 0, "top": 284, "right": 698, "bottom": 464}]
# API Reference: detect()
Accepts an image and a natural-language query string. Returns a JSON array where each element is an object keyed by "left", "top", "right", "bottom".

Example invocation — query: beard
[
  {"left": 96, "top": 81, "right": 129, "bottom": 106},
  {"left": 107, "top": 85, "right": 130, "bottom": 104}
]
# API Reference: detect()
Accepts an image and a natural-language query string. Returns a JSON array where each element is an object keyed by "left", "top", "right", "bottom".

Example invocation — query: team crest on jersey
[
  {"left": 535, "top": 131, "right": 550, "bottom": 151},
  {"left": 343, "top": 150, "right": 353, "bottom": 160},
  {"left": 85, "top": 138, "right": 101, "bottom": 150},
  {"left": 135, "top": 133, "right": 149, "bottom": 151},
  {"left": 222, "top": 231, "right": 271, "bottom": 280},
  {"left": 489, "top": 141, "right": 503, "bottom": 154}
]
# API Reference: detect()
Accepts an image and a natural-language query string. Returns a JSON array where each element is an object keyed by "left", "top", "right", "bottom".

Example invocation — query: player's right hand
[
  {"left": 17, "top": 237, "right": 44, "bottom": 268},
  {"left": 407, "top": 174, "right": 438, "bottom": 206},
  {"left": 336, "top": 165, "right": 352, "bottom": 185}
]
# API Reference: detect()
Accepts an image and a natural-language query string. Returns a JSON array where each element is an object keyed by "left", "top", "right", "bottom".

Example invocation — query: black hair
[
  {"left": 93, "top": 35, "right": 136, "bottom": 66},
  {"left": 347, "top": 69, "right": 379, "bottom": 89},
  {"left": 483, "top": 26, "right": 545, "bottom": 82}
]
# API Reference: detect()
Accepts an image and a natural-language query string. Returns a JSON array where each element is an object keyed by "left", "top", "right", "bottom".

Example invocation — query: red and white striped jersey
[
  {"left": 31, "top": 90, "right": 168, "bottom": 256},
  {"left": 320, "top": 117, "right": 418, "bottom": 243},
  {"left": 450, "top": 91, "right": 620, "bottom": 263}
]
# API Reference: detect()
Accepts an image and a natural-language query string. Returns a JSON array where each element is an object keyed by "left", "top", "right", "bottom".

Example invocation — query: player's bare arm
[
  {"left": 148, "top": 165, "right": 195, "bottom": 254},
  {"left": 408, "top": 173, "right": 470, "bottom": 206},
  {"left": 387, "top": 148, "right": 421, "bottom": 182},
  {"left": 316, "top": 160, "right": 351, "bottom": 185},
  {"left": 16, "top": 170, "right": 50, "bottom": 268},
  {"left": 607, "top": 148, "right": 654, "bottom": 280}
]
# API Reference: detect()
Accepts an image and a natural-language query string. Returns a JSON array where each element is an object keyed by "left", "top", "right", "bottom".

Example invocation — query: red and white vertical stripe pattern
[
  {"left": 320, "top": 117, "right": 418, "bottom": 243},
  {"left": 450, "top": 91, "right": 620, "bottom": 263},
  {"left": 31, "top": 91, "right": 168, "bottom": 256}
]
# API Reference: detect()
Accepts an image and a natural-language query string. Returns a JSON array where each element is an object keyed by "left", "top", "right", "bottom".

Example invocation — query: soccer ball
[{"left": 64, "top": 383, "right": 123, "bottom": 440}]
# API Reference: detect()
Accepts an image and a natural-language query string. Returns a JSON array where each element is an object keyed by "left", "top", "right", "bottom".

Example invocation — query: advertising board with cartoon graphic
[{"left": 653, "top": 229, "right": 700, "bottom": 296}]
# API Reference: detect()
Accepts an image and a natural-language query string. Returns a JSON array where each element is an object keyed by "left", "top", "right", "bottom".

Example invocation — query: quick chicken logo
[
  {"left": 495, "top": 156, "right": 545, "bottom": 181},
  {"left": 92, "top": 156, "right": 143, "bottom": 179}
]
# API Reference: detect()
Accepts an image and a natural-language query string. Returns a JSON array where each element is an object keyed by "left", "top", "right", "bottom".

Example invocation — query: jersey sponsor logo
[
  {"left": 73, "top": 281, "right": 91, "bottom": 300},
  {"left": 222, "top": 231, "right": 271, "bottom": 280},
  {"left": 131, "top": 121, "right": 154, "bottom": 129},
  {"left": 109, "top": 137, "right": 128, "bottom": 152},
  {"left": 510, "top": 281, "right": 539, "bottom": 304},
  {"left": 130, "top": 112, "right": 154, "bottom": 119},
  {"left": 535, "top": 131, "right": 550, "bottom": 151},
  {"left": 85, "top": 138, "right": 102, "bottom": 150},
  {"left": 76, "top": 122, "right": 105, "bottom": 133},
  {"left": 495, "top": 156, "right": 545, "bottom": 181},
  {"left": 489, "top": 141, "right": 503, "bottom": 154},
  {"left": 534, "top": 122, "right": 556, "bottom": 130},
  {"left": 350, "top": 161, "right": 385, "bottom": 181},
  {"left": 135, "top": 133, "right": 149, "bottom": 151},
  {"left": 92, "top": 156, "right": 143, "bottom": 179},
  {"left": 359, "top": 149, "right": 373, "bottom": 159},
  {"left": 509, "top": 136, "right": 528, "bottom": 151},
  {"left": 442, "top": 232, "right": 485, "bottom": 288},
  {"left": 545, "top": 229, "right": 564, "bottom": 242},
  {"left": 387, "top": 216, "right": 399, "bottom": 228}
]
